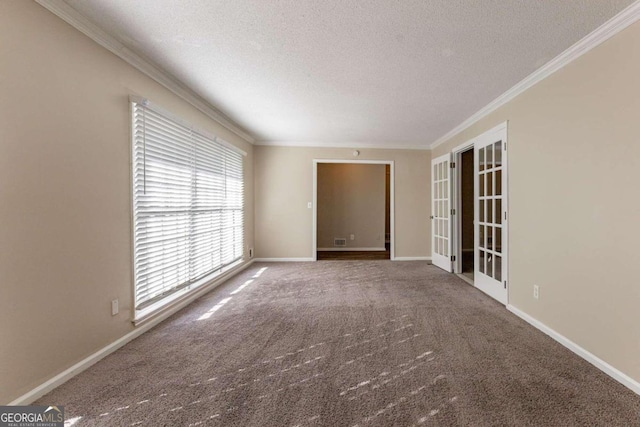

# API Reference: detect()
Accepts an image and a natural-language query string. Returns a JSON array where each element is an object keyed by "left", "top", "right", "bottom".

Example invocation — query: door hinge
[
  {"left": 504, "top": 280, "right": 507, "bottom": 289},
  {"left": 504, "top": 211, "right": 507, "bottom": 221},
  {"left": 450, "top": 255, "right": 456, "bottom": 262},
  {"left": 450, "top": 162, "right": 456, "bottom": 168},
  {"left": 504, "top": 142, "right": 507, "bottom": 151},
  {"left": 451, "top": 208, "right": 456, "bottom": 215}
]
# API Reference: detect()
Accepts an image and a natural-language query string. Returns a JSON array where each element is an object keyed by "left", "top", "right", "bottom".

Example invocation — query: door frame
[
  {"left": 450, "top": 140, "right": 475, "bottom": 276},
  {"left": 312, "top": 159, "right": 395, "bottom": 261}
]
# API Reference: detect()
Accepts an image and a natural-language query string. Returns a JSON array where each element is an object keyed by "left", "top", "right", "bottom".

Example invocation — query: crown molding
[
  {"left": 35, "top": 0, "right": 255, "bottom": 144},
  {"left": 255, "top": 140, "right": 431, "bottom": 150},
  {"left": 429, "top": 0, "right": 640, "bottom": 149}
]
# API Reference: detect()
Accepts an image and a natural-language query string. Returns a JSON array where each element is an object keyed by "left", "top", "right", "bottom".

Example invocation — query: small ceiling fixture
[{"left": 353, "top": 150, "right": 360, "bottom": 157}]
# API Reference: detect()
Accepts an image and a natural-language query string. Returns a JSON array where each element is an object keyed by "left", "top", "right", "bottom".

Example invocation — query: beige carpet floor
[{"left": 36, "top": 261, "right": 640, "bottom": 426}]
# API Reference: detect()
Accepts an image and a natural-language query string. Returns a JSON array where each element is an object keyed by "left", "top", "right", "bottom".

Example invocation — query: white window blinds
[{"left": 132, "top": 98, "right": 244, "bottom": 311}]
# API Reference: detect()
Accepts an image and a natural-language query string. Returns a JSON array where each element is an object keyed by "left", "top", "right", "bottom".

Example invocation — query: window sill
[{"left": 133, "top": 259, "right": 244, "bottom": 326}]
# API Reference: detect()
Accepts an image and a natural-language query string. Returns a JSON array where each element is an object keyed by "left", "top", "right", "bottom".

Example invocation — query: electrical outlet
[
  {"left": 111, "top": 299, "right": 119, "bottom": 316},
  {"left": 350, "top": 234, "right": 355, "bottom": 241},
  {"left": 533, "top": 285, "right": 539, "bottom": 300},
  {"left": 249, "top": 248, "right": 254, "bottom": 258}
]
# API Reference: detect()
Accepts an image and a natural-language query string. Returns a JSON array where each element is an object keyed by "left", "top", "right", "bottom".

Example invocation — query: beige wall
[
  {"left": 255, "top": 147, "right": 431, "bottom": 259},
  {"left": 433, "top": 22, "right": 640, "bottom": 384},
  {"left": 317, "top": 163, "right": 386, "bottom": 249},
  {"left": 0, "top": 2, "right": 254, "bottom": 404}
]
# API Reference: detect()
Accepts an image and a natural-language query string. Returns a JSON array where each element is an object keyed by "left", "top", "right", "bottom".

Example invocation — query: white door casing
[
  {"left": 312, "top": 159, "right": 395, "bottom": 261},
  {"left": 431, "top": 154, "right": 452, "bottom": 272},
  {"left": 449, "top": 140, "right": 475, "bottom": 275},
  {"left": 474, "top": 123, "right": 508, "bottom": 304}
]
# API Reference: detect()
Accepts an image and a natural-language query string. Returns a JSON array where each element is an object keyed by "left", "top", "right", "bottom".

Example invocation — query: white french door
[
  {"left": 474, "top": 125, "right": 508, "bottom": 304},
  {"left": 431, "top": 154, "right": 452, "bottom": 272}
]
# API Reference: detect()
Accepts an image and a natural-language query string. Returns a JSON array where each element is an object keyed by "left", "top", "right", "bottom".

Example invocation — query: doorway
[
  {"left": 313, "top": 160, "right": 395, "bottom": 261},
  {"left": 459, "top": 148, "right": 474, "bottom": 281}
]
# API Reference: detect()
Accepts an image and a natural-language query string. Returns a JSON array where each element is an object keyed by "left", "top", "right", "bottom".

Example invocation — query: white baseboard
[
  {"left": 507, "top": 304, "right": 640, "bottom": 396},
  {"left": 393, "top": 257, "right": 432, "bottom": 262},
  {"left": 8, "top": 260, "right": 255, "bottom": 405},
  {"left": 317, "top": 247, "right": 386, "bottom": 252},
  {"left": 253, "top": 258, "right": 315, "bottom": 262}
]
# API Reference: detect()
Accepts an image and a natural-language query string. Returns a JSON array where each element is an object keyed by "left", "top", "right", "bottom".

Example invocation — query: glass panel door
[
  {"left": 431, "top": 154, "right": 452, "bottom": 272},
  {"left": 474, "top": 125, "right": 508, "bottom": 304}
]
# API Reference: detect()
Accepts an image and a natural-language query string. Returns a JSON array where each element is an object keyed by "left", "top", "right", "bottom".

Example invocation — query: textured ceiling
[{"left": 63, "top": 0, "right": 633, "bottom": 147}]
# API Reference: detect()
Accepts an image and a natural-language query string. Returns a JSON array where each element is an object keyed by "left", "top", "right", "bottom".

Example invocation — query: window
[{"left": 131, "top": 97, "right": 244, "bottom": 317}]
